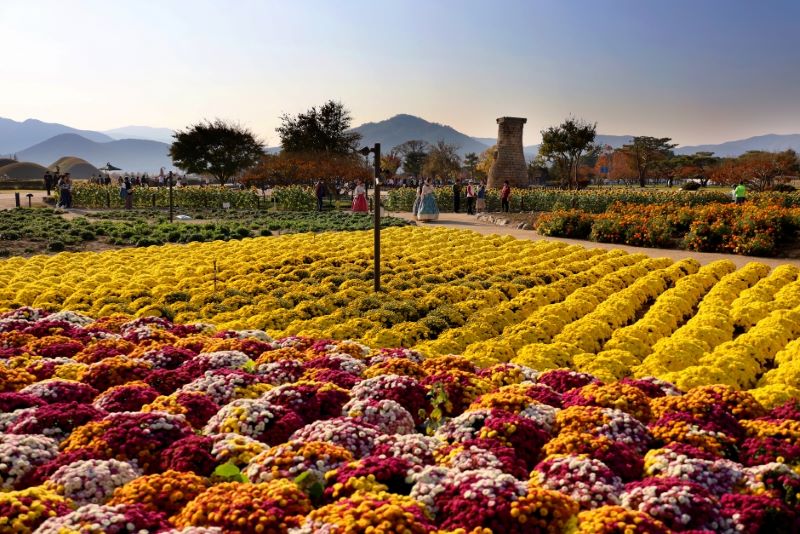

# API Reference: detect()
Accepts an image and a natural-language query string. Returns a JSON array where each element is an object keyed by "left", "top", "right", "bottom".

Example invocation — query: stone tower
[{"left": 487, "top": 117, "right": 527, "bottom": 188}]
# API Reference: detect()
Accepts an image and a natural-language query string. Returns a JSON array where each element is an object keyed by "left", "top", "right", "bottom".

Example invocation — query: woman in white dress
[{"left": 416, "top": 179, "right": 439, "bottom": 222}]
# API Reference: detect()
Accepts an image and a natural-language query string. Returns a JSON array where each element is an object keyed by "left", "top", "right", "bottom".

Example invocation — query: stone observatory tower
[{"left": 487, "top": 117, "right": 528, "bottom": 188}]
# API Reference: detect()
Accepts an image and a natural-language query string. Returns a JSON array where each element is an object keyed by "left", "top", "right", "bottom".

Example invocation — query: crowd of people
[
  {"left": 43, "top": 170, "right": 75, "bottom": 208},
  {"left": 410, "top": 178, "right": 512, "bottom": 222}
]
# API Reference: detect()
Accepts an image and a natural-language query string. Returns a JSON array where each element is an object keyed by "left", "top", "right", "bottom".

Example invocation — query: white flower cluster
[
  {"left": 203, "top": 399, "right": 285, "bottom": 440},
  {"left": 210, "top": 433, "right": 267, "bottom": 463},
  {"left": 342, "top": 398, "right": 415, "bottom": 435},
  {"left": 256, "top": 360, "right": 304, "bottom": 385},
  {"left": 194, "top": 350, "right": 251, "bottom": 370},
  {"left": 408, "top": 465, "right": 451, "bottom": 512},
  {"left": 46, "top": 310, "right": 95, "bottom": 326},
  {"left": 594, "top": 408, "right": 652, "bottom": 452},
  {"left": 0, "top": 407, "right": 36, "bottom": 432},
  {"left": 350, "top": 374, "right": 422, "bottom": 403},
  {"left": 442, "top": 444, "right": 508, "bottom": 472},
  {"left": 372, "top": 434, "right": 437, "bottom": 468},
  {"left": 518, "top": 403, "right": 559, "bottom": 434},
  {"left": 367, "top": 348, "right": 425, "bottom": 365},
  {"left": 48, "top": 458, "right": 142, "bottom": 505},
  {"left": 35, "top": 503, "right": 139, "bottom": 534},
  {"left": 0, "top": 433, "right": 59, "bottom": 489},
  {"left": 535, "top": 455, "right": 623, "bottom": 509},
  {"left": 435, "top": 410, "right": 492, "bottom": 442},
  {"left": 233, "top": 329, "right": 274, "bottom": 342},
  {"left": 290, "top": 417, "right": 382, "bottom": 458},
  {"left": 645, "top": 450, "right": 743, "bottom": 495},
  {"left": 20, "top": 378, "right": 90, "bottom": 402},
  {"left": 179, "top": 370, "right": 255, "bottom": 405}
]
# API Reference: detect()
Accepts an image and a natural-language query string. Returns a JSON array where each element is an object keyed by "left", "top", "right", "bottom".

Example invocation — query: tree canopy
[
  {"left": 242, "top": 152, "right": 370, "bottom": 189},
  {"left": 619, "top": 136, "right": 677, "bottom": 187},
  {"left": 710, "top": 149, "right": 798, "bottom": 191},
  {"left": 277, "top": 100, "right": 362, "bottom": 154},
  {"left": 394, "top": 140, "right": 429, "bottom": 178},
  {"left": 422, "top": 140, "right": 462, "bottom": 180},
  {"left": 170, "top": 119, "right": 263, "bottom": 185},
  {"left": 538, "top": 117, "right": 598, "bottom": 189}
]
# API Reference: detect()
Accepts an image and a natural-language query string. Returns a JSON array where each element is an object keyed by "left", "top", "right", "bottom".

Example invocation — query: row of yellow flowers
[{"left": 0, "top": 226, "right": 798, "bottom": 406}]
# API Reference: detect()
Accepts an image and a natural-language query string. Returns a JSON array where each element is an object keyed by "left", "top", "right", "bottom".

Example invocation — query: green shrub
[{"left": 47, "top": 241, "right": 65, "bottom": 252}]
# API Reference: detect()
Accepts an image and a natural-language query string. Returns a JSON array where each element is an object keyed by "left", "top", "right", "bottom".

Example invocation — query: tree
[
  {"left": 380, "top": 153, "right": 402, "bottom": 176},
  {"left": 395, "top": 140, "right": 429, "bottom": 178},
  {"left": 170, "top": 119, "right": 263, "bottom": 185},
  {"left": 277, "top": 100, "right": 362, "bottom": 154},
  {"left": 475, "top": 145, "right": 497, "bottom": 181},
  {"left": 242, "top": 152, "right": 370, "bottom": 189},
  {"left": 672, "top": 152, "right": 720, "bottom": 187},
  {"left": 709, "top": 150, "right": 798, "bottom": 191},
  {"left": 607, "top": 150, "right": 638, "bottom": 183},
  {"left": 422, "top": 140, "right": 461, "bottom": 180},
  {"left": 463, "top": 152, "right": 479, "bottom": 179},
  {"left": 538, "top": 117, "right": 598, "bottom": 189},
  {"left": 618, "top": 136, "right": 677, "bottom": 187}
]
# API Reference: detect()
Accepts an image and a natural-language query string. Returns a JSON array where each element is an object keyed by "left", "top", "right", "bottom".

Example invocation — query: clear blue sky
[{"left": 2, "top": 0, "right": 799, "bottom": 146}]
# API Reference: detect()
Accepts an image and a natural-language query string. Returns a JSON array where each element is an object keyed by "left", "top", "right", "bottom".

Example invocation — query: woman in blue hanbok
[{"left": 416, "top": 180, "right": 439, "bottom": 222}]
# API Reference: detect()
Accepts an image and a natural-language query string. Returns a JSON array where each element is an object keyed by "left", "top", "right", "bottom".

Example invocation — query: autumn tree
[
  {"left": 538, "top": 117, "right": 598, "bottom": 189},
  {"left": 380, "top": 153, "right": 402, "bottom": 176},
  {"left": 619, "top": 136, "right": 677, "bottom": 187},
  {"left": 672, "top": 152, "right": 720, "bottom": 187},
  {"left": 242, "top": 152, "right": 370, "bottom": 189},
  {"left": 422, "top": 140, "right": 462, "bottom": 180},
  {"left": 710, "top": 150, "right": 799, "bottom": 191},
  {"left": 608, "top": 150, "right": 638, "bottom": 183},
  {"left": 394, "top": 140, "right": 429, "bottom": 178},
  {"left": 475, "top": 145, "right": 496, "bottom": 181},
  {"left": 170, "top": 119, "right": 263, "bottom": 185},
  {"left": 277, "top": 100, "right": 362, "bottom": 154}
]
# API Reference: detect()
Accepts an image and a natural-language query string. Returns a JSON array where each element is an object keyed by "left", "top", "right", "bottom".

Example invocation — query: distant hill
[
  {"left": 16, "top": 134, "right": 174, "bottom": 172},
  {"left": 351, "top": 114, "right": 490, "bottom": 156},
  {"left": 103, "top": 125, "right": 175, "bottom": 144},
  {"left": 676, "top": 133, "right": 800, "bottom": 157},
  {"left": 0, "top": 117, "right": 113, "bottom": 155}
]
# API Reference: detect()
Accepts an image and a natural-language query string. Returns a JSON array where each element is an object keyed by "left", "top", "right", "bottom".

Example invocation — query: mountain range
[{"left": 1, "top": 115, "right": 798, "bottom": 173}]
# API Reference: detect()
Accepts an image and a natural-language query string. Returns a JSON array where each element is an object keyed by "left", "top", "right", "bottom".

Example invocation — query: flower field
[
  {"left": 1, "top": 308, "right": 799, "bottom": 533},
  {"left": 1, "top": 226, "right": 800, "bottom": 532}
]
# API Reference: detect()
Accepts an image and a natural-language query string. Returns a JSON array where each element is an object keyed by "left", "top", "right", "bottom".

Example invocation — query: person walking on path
[
  {"left": 352, "top": 180, "right": 369, "bottom": 213},
  {"left": 123, "top": 176, "right": 133, "bottom": 209},
  {"left": 734, "top": 182, "right": 747, "bottom": 204},
  {"left": 476, "top": 181, "right": 487, "bottom": 213},
  {"left": 453, "top": 179, "right": 462, "bottom": 213},
  {"left": 57, "top": 173, "right": 72, "bottom": 208},
  {"left": 500, "top": 180, "right": 511, "bottom": 212},
  {"left": 315, "top": 180, "right": 327, "bottom": 211},
  {"left": 416, "top": 179, "right": 439, "bottom": 222},
  {"left": 44, "top": 172, "right": 53, "bottom": 196},
  {"left": 465, "top": 181, "right": 476, "bottom": 215}
]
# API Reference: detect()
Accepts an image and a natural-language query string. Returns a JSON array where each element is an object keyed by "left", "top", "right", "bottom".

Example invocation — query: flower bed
[
  {"left": 537, "top": 201, "right": 800, "bottom": 256},
  {"left": 1, "top": 227, "right": 800, "bottom": 403},
  {"left": 0, "top": 208, "right": 409, "bottom": 257},
  {"left": 1, "top": 309, "right": 799, "bottom": 532}
]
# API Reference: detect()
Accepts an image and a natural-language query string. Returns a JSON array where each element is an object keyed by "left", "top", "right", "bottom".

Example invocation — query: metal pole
[{"left": 373, "top": 143, "right": 381, "bottom": 292}]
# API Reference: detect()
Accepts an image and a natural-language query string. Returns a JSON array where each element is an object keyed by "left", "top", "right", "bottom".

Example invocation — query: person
[
  {"left": 124, "top": 176, "right": 133, "bottom": 209},
  {"left": 476, "top": 181, "right": 486, "bottom": 212},
  {"left": 352, "top": 180, "right": 368, "bottom": 213},
  {"left": 411, "top": 183, "right": 423, "bottom": 215},
  {"left": 58, "top": 173, "right": 72, "bottom": 208},
  {"left": 500, "top": 180, "right": 511, "bottom": 213},
  {"left": 315, "top": 180, "right": 326, "bottom": 211},
  {"left": 734, "top": 182, "right": 747, "bottom": 204},
  {"left": 43, "top": 172, "right": 52, "bottom": 196},
  {"left": 416, "top": 179, "right": 439, "bottom": 222},
  {"left": 465, "top": 181, "right": 476, "bottom": 215},
  {"left": 452, "top": 179, "right": 462, "bottom": 213}
]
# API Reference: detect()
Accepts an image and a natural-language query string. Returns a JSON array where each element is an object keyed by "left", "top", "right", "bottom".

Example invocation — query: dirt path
[
  {"left": 391, "top": 210, "right": 800, "bottom": 269},
  {"left": 0, "top": 191, "right": 50, "bottom": 209}
]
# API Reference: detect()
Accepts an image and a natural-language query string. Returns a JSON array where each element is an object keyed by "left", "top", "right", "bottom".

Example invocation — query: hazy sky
[{"left": 3, "top": 0, "right": 799, "bottom": 146}]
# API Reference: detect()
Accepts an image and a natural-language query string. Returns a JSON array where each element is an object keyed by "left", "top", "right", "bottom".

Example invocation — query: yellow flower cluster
[{"left": 1, "top": 226, "right": 799, "bottom": 402}]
